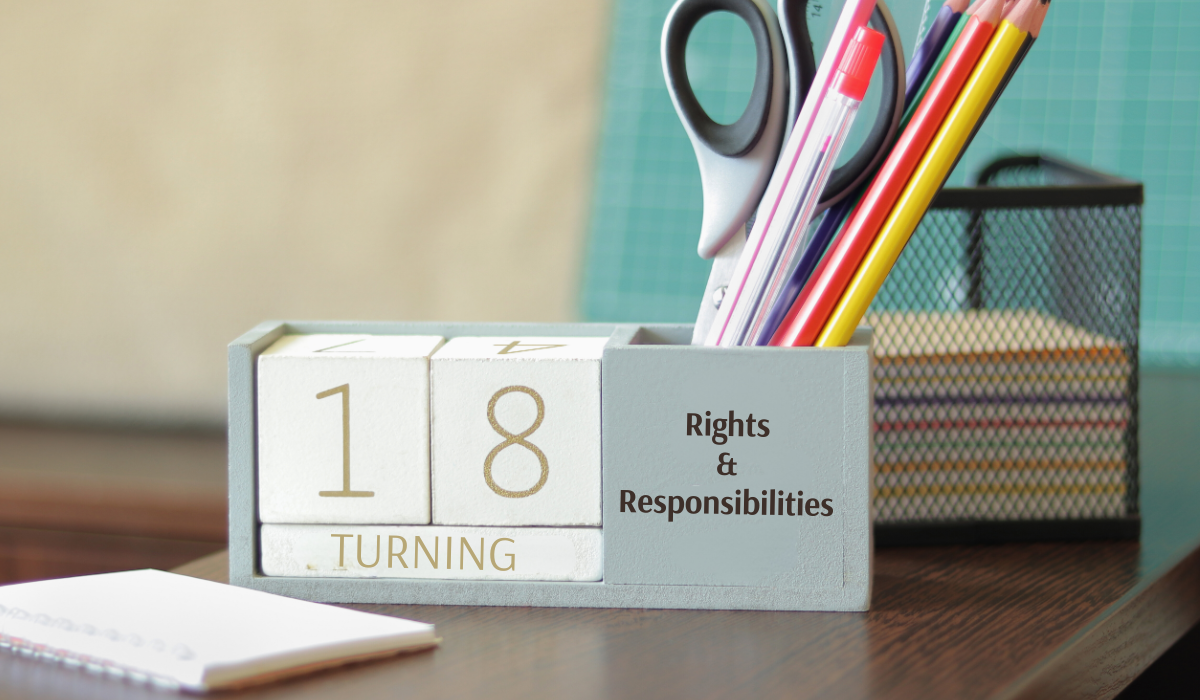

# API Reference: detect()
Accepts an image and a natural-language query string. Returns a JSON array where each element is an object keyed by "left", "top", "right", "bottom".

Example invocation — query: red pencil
[{"left": 769, "top": 0, "right": 1006, "bottom": 347}]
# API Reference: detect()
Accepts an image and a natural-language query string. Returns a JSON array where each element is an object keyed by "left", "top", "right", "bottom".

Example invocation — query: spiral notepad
[{"left": 0, "top": 569, "right": 437, "bottom": 692}]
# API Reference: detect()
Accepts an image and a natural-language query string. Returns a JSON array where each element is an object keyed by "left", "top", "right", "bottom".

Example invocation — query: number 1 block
[
  {"left": 257, "top": 334, "right": 444, "bottom": 524},
  {"left": 431, "top": 337, "right": 607, "bottom": 526}
]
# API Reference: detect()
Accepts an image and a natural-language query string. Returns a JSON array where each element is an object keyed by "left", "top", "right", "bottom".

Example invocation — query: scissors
[{"left": 662, "top": 0, "right": 906, "bottom": 343}]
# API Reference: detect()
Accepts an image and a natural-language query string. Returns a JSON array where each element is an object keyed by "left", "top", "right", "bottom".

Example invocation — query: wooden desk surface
[
  {"left": 3, "top": 371, "right": 1199, "bottom": 699},
  {"left": 0, "top": 423, "right": 226, "bottom": 582},
  {"left": 0, "top": 422, "right": 226, "bottom": 541}
]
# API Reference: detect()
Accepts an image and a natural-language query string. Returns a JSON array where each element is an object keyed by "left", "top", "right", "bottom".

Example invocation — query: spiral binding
[{"left": 0, "top": 632, "right": 182, "bottom": 691}]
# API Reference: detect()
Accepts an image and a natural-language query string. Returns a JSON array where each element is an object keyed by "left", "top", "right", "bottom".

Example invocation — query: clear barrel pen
[{"left": 709, "top": 26, "right": 885, "bottom": 347}]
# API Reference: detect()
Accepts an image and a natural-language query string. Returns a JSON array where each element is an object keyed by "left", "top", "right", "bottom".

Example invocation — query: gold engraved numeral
[
  {"left": 493, "top": 341, "right": 567, "bottom": 355},
  {"left": 484, "top": 386, "right": 548, "bottom": 498},
  {"left": 316, "top": 384, "right": 374, "bottom": 498}
]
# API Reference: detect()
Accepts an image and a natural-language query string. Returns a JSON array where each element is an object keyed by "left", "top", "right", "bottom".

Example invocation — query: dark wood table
[
  {"left": 3, "top": 371, "right": 1199, "bottom": 699},
  {"left": 0, "top": 423, "right": 226, "bottom": 582}
]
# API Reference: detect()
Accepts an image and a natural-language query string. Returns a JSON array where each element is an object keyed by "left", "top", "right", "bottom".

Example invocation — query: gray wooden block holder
[{"left": 229, "top": 321, "right": 873, "bottom": 611}]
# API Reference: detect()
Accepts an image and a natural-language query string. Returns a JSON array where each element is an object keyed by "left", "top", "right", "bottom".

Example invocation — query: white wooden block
[
  {"left": 257, "top": 334, "right": 444, "bottom": 524},
  {"left": 261, "top": 524, "right": 603, "bottom": 581},
  {"left": 430, "top": 336, "right": 607, "bottom": 526}
]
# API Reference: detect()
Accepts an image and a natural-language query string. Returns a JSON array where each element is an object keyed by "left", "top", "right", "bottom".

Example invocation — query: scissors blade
[{"left": 691, "top": 229, "right": 747, "bottom": 344}]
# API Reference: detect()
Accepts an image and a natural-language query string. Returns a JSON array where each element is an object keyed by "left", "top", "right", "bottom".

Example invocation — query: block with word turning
[
  {"left": 261, "top": 524, "right": 602, "bottom": 581},
  {"left": 431, "top": 337, "right": 607, "bottom": 526},
  {"left": 257, "top": 334, "right": 444, "bottom": 524}
]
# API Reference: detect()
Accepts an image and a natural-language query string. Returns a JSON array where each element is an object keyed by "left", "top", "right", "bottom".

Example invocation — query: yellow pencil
[{"left": 815, "top": 0, "right": 1048, "bottom": 347}]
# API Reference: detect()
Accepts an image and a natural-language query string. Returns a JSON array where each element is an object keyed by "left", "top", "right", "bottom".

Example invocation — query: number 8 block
[
  {"left": 431, "top": 337, "right": 607, "bottom": 526},
  {"left": 257, "top": 334, "right": 445, "bottom": 524}
]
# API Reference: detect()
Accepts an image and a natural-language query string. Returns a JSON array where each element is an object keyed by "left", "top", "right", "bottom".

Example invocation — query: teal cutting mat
[{"left": 580, "top": 0, "right": 1200, "bottom": 366}]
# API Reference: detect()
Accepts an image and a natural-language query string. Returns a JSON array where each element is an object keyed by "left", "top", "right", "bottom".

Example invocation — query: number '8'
[{"left": 484, "top": 386, "right": 549, "bottom": 498}]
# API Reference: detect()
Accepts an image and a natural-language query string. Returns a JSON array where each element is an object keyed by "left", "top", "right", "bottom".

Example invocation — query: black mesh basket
[{"left": 869, "top": 154, "right": 1143, "bottom": 546}]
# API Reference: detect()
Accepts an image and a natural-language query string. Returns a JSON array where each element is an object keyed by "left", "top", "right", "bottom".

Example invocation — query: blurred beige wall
[{"left": 0, "top": 0, "right": 611, "bottom": 427}]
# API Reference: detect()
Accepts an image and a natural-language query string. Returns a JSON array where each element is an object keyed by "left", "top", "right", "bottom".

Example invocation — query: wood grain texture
[
  {"left": 0, "top": 480, "right": 226, "bottom": 541},
  {"left": 0, "top": 423, "right": 226, "bottom": 583},
  {"left": 171, "top": 548, "right": 230, "bottom": 581},
  {"left": 0, "top": 423, "right": 226, "bottom": 541},
  {"left": 147, "top": 539, "right": 1191, "bottom": 700},
  {"left": 1001, "top": 545, "right": 1200, "bottom": 700},
  {"left": 0, "top": 527, "right": 221, "bottom": 584}
]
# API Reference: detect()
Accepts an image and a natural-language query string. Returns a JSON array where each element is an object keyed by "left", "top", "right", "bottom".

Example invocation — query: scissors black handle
[
  {"left": 663, "top": 0, "right": 904, "bottom": 203},
  {"left": 779, "top": 0, "right": 817, "bottom": 128},
  {"left": 662, "top": 0, "right": 778, "bottom": 158}
]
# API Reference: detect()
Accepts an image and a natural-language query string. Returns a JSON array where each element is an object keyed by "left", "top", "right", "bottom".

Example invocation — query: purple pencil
[{"left": 905, "top": 0, "right": 970, "bottom": 106}]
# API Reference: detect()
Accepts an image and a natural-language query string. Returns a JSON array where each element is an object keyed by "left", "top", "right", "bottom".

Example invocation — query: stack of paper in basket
[{"left": 867, "top": 309, "right": 1133, "bottom": 523}]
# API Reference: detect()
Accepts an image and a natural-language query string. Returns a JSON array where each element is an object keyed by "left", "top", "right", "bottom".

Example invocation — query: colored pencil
[
  {"left": 769, "top": 0, "right": 1007, "bottom": 348},
  {"left": 814, "top": 0, "right": 1050, "bottom": 347},
  {"left": 905, "top": 0, "right": 970, "bottom": 107},
  {"left": 902, "top": 0, "right": 1013, "bottom": 130},
  {"left": 901, "top": 15, "right": 968, "bottom": 130},
  {"left": 950, "top": 0, "right": 1050, "bottom": 177},
  {"left": 752, "top": 196, "right": 852, "bottom": 345},
  {"left": 751, "top": 0, "right": 970, "bottom": 345}
]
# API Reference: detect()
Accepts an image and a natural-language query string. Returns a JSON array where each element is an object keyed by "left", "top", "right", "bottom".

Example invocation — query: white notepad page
[{"left": 0, "top": 569, "right": 437, "bottom": 692}]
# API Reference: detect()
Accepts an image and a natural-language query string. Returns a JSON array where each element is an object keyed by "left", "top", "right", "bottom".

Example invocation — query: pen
[
  {"left": 741, "top": 27, "right": 886, "bottom": 346},
  {"left": 703, "top": 0, "right": 876, "bottom": 347}
]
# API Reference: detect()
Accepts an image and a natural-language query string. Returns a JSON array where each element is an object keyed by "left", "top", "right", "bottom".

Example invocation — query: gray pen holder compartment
[{"left": 229, "top": 321, "right": 873, "bottom": 611}]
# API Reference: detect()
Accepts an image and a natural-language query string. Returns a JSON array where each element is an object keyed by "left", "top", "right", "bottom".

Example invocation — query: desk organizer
[
  {"left": 229, "top": 322, "right": 873, "bottom": 611},
  {"left": 869, "top": 154, "right": 1143, "bottom": 546}
]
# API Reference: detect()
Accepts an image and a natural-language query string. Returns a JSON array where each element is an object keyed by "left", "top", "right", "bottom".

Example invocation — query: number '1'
[{"left": 317, "top": 384, "right": 374, "bottom": 498}]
